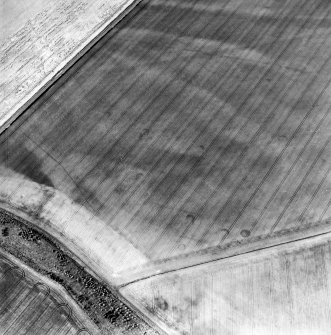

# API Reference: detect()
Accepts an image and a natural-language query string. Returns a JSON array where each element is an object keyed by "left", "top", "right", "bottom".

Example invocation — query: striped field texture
[
  {"left": 0, "top": 257, "right": 91, "bottom": 335},
  {"left": 0, "top": 0, "right": 331, "bottom": 276},
  {"left": 0, "top": 0, "right": 140, "bottom": 132},
  {"left": 121, "top": 234, "right": 331, "bottom": 335}
]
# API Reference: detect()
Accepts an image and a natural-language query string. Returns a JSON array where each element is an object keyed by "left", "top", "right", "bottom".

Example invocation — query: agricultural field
[
  {"left": 121, "top": 234, "right": 331, "bottom": 335},
  {"left": 0, "top": 0, "right": 141, "bottom": 132},
  {"left": 1, "top": 0, "right": 330, "bottom": 279},
  {"left": 0, "top": 253, "right": 96, "bottom": 335},
  {"left": 0, "top": 208, "right": 161, "bottom": 335},
  {"left": 0, "top": 0, "right": 331, "bottom": 334}
]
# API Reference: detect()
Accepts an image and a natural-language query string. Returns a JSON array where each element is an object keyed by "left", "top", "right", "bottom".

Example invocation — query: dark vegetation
[
  {"left": 0, "top": 208, "right": 158, "bottom": 335},
  {"left": 2, "top": 227, "right": 9, "bottom": 236}
]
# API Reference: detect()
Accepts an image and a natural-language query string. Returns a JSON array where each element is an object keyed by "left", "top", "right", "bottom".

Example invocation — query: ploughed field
[
  {"left": 0, "top": 0, "right": 140, "bottom": 131},
  {"left": 0, "top": 254, "right": 89, "bottom": 335},
  {"left": 121, "top": 233, "right": 331, "bottom": 335},
  {"left": 0, "top": 0, "right": 331, "bottom": 308},
  {"left": 1, "top": 0, "right": 331, "bottom": 334},
  {"left": 0, "top": 208, "right": 160, "bottom": 334}
]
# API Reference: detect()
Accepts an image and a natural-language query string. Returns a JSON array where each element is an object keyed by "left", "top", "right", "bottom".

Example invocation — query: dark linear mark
[
  {"left": 298, "top": 165, "right": 331, "bottom": 223},
  {"left": 141, "top": 0, "right": 319, "bottom": 251},
  {"left": 93, "top": 0, "right": 297, "bottom": 238},
  {"left": 1, "top": 141, "right": 54, "bottom": 187},
  {"left": 119, "top": 221, "right": 331, "bottom": 288},
  {"left": 271, "top": 137, "right": 331, "bottom": 231}
]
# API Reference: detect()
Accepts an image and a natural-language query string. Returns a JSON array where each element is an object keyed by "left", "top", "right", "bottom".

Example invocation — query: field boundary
[
  {"left": 119, "top": 219, "right": 331, "bottom": 286},
  {"left": 0, "top": 0, "right": 145, "bottom": 135},
  {"left": 0, "top": 249, "right": 99, "bottom": 334}
]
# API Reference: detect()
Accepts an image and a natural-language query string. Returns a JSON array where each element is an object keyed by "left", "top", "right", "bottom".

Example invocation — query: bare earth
[{"left": 0, "top": 0, "right": 140, "bottom": 133}]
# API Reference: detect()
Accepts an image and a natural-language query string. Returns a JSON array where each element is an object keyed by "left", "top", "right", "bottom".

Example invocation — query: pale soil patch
[
  {"left": 121, "top": 233, "right": 331, "bottom": 335},
  {"left": 0, "top": 0, "right": 141, "bottom": 133},
  {"left": 0, "top": 169, "right": 148, "bottom": 285}
]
